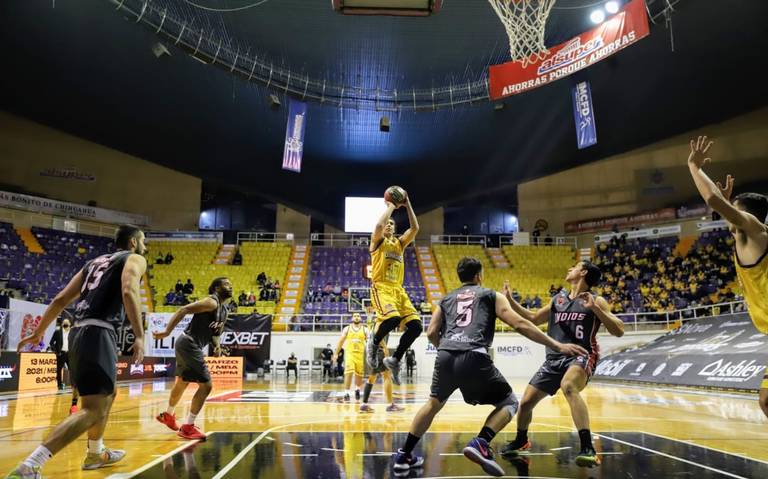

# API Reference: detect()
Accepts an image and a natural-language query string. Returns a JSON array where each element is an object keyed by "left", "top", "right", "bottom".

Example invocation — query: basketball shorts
[
  {"left": 344, "top": 351, "right": 365, "bottom": 376},
  {"left": 430, "top": 349, "right": 512, "bottom": 405},
  {"left": 370, "top": 283, "right": 420, "bottom": 326},
  {"left": 529, "top": 354, "right": 597, "bottom": 396},
  {"left": 68, "top": 325, "right": 118, "bottom": 396},
  {"left": 175, "top": 334, "right": 211, "bottom": 383}
]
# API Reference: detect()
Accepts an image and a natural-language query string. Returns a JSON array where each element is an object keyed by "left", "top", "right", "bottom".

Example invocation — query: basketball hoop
[{"left": 487, "top": 0, "right": 556, "bottom": 67}]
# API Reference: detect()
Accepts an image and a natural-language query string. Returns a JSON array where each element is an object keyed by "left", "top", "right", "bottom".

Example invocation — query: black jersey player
[
  {"left": 393, "top": 258, "right": 587, "bottom": 477},
  {"left": 9, "top": 225, "right": 147, "bottom": 479},
  {"left": 501, "top": 261, "right": 625, "bottom": 467},
  {"left": 154, "top": 277, "right": 233, "bottom": 440}
]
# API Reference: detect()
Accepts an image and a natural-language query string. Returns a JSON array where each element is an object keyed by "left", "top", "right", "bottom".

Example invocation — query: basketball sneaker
[
  {"left": 69, "top": 405, "right": 78, "bottom": 415},
  {"left": 156, "top": 412, "right": 179, "bottom": 431},
  {"left": 343, "top": 393, "right": 351, "bottom": 402},
  {"left": 4, "top": 464, "right": 42, "bottom": 479},
  {"left": 463, "top": 437, "right": 504, "bottom": 477},
  {"left": 383, "top": 357, "right": 402, "bottom": 386},
  {"left": 178, "top": 424, "right": 207, "bottom": 441},
  {"left": 359, "top": 404, "right": 374, "bottom": 413},
  {"left": 500, "top": 438, "right": 531, "bottom": 457},
  {"left": 82, "top": 447, "right": 126, "bottom": 470},
  {"left": 393, "top": 449, "right": 424, "bottom": 472},
  {"left": 386, "top": 403, "right": 405, "bottom": 412},
  {"left": 355, "top": 389, "right": 361, "bottom": 400},
  {"left": 575, "top": 448, "right": 601, "bottom": 468}
]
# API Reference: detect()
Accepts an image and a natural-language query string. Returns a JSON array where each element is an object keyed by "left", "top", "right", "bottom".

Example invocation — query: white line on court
[
  {"left": 283, "top": 442, "right": 303, "bottom": 447},
  {"left": 106, "top": 434, "right": 209, "bottom": 479},
  {"left": 320, "top": 447, "right": 345, "bottom": 452},
  {"left": 549, "top": 446, "right": 571, "bottom": 451},
  {"left": 282, "top": 453, "right": 317, "bottom": 457},
  {"left": 641, "top": 430, "right": 768, "bottom": 465}
]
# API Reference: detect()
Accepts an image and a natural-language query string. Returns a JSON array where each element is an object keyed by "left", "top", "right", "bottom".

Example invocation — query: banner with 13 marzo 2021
[{"left": 594, "top": 313, "right": 768, "bottom": 391}]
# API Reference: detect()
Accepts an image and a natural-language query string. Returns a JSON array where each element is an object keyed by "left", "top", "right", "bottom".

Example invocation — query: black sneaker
[
  {"left": 500, "top": 438, "right": 531, "bottom": 457},
  {"left": 574, "top": 447, "right": 601, "bottom": 468}
]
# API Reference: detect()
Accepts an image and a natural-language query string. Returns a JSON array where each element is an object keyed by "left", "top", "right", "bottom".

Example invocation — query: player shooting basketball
[
  {"left": 687, "top": 135, "right": 768, "bottom": 417},
  {"left": 367, "top": 186, "right": 421, "bottom": 386}
]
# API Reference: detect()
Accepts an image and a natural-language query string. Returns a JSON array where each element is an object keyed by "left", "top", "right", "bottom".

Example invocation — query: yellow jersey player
[
  {"left": 688, "top": 135, "right": 768, "bottom": 417},
  {"left": 333, "top": 313, "right": 367, "bottom": 401},
  {"left": 367, "top": 191, "right": 421, "bottom": 386}
]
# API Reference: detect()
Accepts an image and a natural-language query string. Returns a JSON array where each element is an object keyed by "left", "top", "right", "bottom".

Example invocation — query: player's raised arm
[
  {"left": 426, "top": 305, "right": 443, "bottom": 348},
  {"left": 579, "top": 294, "right": 624, "bottom": 337},
  {"left": 495, "top": 293, "right": 587, "bottom": 356},
  {"left": 371, "top": 202, "right": 398, "bottom": 250},
  {"left": 688, "top": 136, "right": 765, "bottom": 236},
  {"left": 398, "top": 195, "right": 420, "bottom": 247},
  {"left": 502, "top": 280, "right": 550, "bottom": 323}
]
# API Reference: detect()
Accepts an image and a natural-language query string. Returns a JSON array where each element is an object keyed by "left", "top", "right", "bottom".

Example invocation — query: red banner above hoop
[{"left": 489, "top": 0, "right": 649, "bottom": 100}]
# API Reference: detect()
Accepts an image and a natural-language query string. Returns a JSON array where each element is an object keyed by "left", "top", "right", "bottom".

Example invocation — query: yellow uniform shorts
[{"left": 370, "top": 283, "right": 420, "bottom": 326}]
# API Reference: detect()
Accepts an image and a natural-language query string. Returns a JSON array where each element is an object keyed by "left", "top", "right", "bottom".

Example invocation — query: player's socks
[
  {"left": 21, "top": 445, "right": 52, "bottom": 470},
  {"left": 578, "top": 429, "right": 593, "bottom": 451},
  {"left": 362, "top": 383, "right": 374, "bottom": 403},
  {"left": 166, "top": 406, "right": 176, "bottom": 415},
  {"left": 185, "top": 413, "right": 197, "bottom": 426},
  {"left": 403, "top": 433, "right": 420, "bottom": 454},
  {"left": 478, "top": 426, "right": 496, "bottom": 442}
]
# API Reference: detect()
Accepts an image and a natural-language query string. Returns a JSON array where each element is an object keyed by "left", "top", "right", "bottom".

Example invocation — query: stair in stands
[
  {"left": 416, "top": 246, "right": 445, "bottom": 304},
  {"left": 276, "top": 244, "right": 309, "bottom": 330},
  {"left": 486, "top": 247, "right": 510, "bottom": 268},
  {"left": 214, "top": 244, "right": 236, "bottom": 264},
  {"left": 15, "top": 227, "right": 45, "bottom": 254}
]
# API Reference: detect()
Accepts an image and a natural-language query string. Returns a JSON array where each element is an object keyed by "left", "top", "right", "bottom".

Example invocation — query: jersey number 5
[{"left": 456, "top": 298, "right": 474, "bottom": 327}]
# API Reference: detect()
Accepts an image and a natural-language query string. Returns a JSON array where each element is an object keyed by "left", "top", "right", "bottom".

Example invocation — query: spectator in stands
[
  {"left": 532, "top": 295, "right": 542, "bottom": 308},
  {"left": 259, "top": 287, "right": 268, "bottom": 302},
  {"left": 336, "top": 348, "right": 345, "bottom": 377},
  {"left": 175, "top": 279, "right": 184, "bottom": 294},
  {"left": 257, "top": 271, "right": 267, "bottom": 286},
  {"left": 155, "top": 252, "right": 165, "bottom": 264},
  {"left": 164, "top": 289, "right": 176, "bottom": 306},
  {"left": 544, "top": 234, "right": 553, "bottom": 246},
  {"left": 549, "top": 284, "right": 559, "bottom": 297},
  {"left": 232, "top": 250, "right": 242, "bottom": 265},
  {"left": 290, "top": 315, "right": 300, "bottom": 332},
  {"left": 286, "top": 353, "right": 298, "bottom": 379},
  {"left": 461, "top": 224, "right": 470, "bottom": 236},
  {"left": 183, "top": 278, "right": 194, "bottom": 296},
  {"left": 511, "top": 288, "right": 521, "bottom": 303},
  {"left": 165, "top": 251, "right": 174, "bottom": 264},
  {"left": 320, "top": 344, "right": 334, "bottom": 382},
  {"left": 247, "top": 291, "right": 256, "bottom": 306},
  {"left": 238, "top": 291, "right": 248, "bottom": 306}
]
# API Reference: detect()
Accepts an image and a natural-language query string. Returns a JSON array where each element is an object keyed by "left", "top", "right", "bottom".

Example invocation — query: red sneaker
[
  {"left": 178, "top": 424, "right": 206, "bottom": 441},
  {"left": 156, "top": 412, "right": 180, "bottom": 431},
  {"left": 69, "top": 405, "right": 78, "bottom": 415}
]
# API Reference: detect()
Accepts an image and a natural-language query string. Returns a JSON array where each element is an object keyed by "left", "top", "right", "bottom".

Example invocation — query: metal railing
[
  {"left": 236, "top": 232, "right": 294, "bottom": 244},
  {"left": 309, "top": 233, "right": 372, "bottom": 247},
  {"left": 431, "top": 235, "right": 487, "bottom": 246},
  {"left": 499, "top": 235, "right": 578, "bottom": 248},
  {"left": 272, "top": 300, "right": 747, "bottom": 334}
]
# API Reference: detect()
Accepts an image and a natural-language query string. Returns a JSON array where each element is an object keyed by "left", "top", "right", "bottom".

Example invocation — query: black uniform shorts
[
  {"left": 175, "top": 334, "right": 211, "bottom": 383},
  {"left": 529, "top": 354, "right": 594, "bottom": 396},
  {"left": 430, "top": 349, "right": 512, "bottom": 405},
  {"left": 69, "top": 325, "right": 118, "bottom": 396}
]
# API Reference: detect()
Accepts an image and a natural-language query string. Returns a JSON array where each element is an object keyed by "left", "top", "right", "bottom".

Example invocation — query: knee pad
[{"left": 496, "top": 392, "right": 519, "bottom": 418}]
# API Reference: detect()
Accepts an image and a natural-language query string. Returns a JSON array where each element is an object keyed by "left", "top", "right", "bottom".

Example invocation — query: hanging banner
[
  {"left": 594, "top": 314, "right": 768, "bottom": 391},
  {"left": 572, "top": 81, "right": 597, "bottom": 149},
  {"left": 489, "top": 0, "right": 649, "bottom": 100},
  {"left": 282, "top": 99, "right": 307, "bottom": 173},
  {"left": 565, "top": 207, "right": 677, "bottom": 234},
  {"left": 220, "top": 313, "right": 272, "bottom": 373}
]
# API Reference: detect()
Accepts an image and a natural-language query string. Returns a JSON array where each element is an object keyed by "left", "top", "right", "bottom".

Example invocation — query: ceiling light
[
  {"left": 590, "top": 9, "right": 606, "bottom": 24},
  {"left": 605, "top": 1, "right": 620, "bottom": 14}
]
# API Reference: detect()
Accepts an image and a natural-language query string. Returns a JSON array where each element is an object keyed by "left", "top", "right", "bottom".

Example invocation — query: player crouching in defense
[{"left": 393, "top": 258, "right": 587, "bottom": 477}]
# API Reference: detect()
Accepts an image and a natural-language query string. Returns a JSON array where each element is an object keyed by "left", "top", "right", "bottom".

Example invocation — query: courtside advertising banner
[
  {"left": 145, "top": 313, "right": 193, "bottom": 357},
  {"left": 220, "top": 313, "right": 272, "bottom": 373},
  {"left": 594, "top": 314, "right": 768, "bottom": 391},
  {"left": 572, "top": 81, "right": 597, "bottom": 149},
  {"left": 489, "top": 0, "right": 649, "bottom": 100},
  {"left": 282, "top": 99, "right": 307, "bottom": 173}
]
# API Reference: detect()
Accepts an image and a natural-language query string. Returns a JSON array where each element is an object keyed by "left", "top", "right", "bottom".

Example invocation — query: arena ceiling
[{"left": 1, "top": 0, "right": 767, "bottom": 226}]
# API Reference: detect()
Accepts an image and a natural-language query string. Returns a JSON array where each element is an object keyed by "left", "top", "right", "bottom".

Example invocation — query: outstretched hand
[
  {"left": 502, "top": 280, "right": 511, "bottom": 298},
  {"left": 716, "top": 174, "right": 735, "bottom": 202},
  {"left": 688, "top": 135, "right": 714, "bottom": 169}
]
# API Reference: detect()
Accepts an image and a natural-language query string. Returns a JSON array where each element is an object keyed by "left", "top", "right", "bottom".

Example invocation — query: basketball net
[{"left": 487, "top": 0, "right": 556, "bottom": 68}]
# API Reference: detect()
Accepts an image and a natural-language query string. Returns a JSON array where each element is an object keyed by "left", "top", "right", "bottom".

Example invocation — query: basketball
[{"left": 384, "top": 185, "right": 407, "bottom": 205}]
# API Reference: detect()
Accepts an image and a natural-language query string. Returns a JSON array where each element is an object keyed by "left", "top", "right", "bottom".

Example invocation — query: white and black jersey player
[
  {"left": 393, "top": 258, "right": 587, "bottom": 477},
  {"left": 10, "top": 225, "right": 147, "bottom": 479},
  {"left": 501, "top": 261, "right": 625, "bottom": 468},
  {"left": 153, "top": 277, "right": 233, "bottom": 441}
]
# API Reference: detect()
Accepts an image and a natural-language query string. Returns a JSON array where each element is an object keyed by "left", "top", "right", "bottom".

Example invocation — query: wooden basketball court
[{"left": 2, "top": 376, "right": 766, "bottom": 478}]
